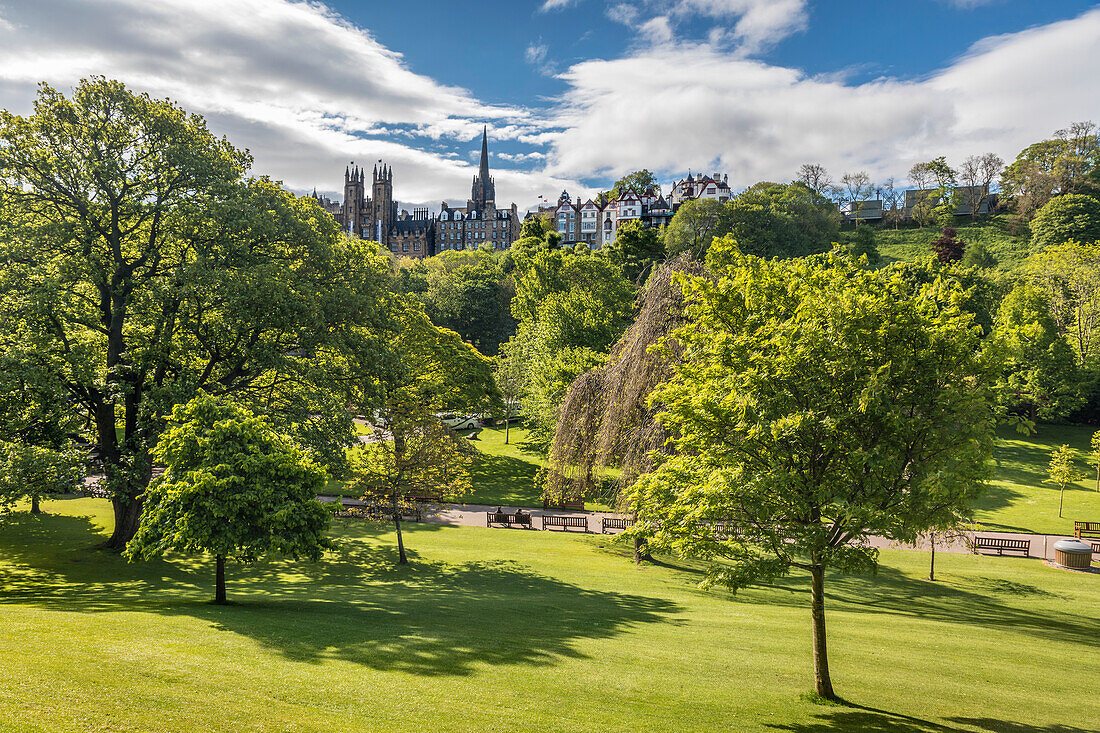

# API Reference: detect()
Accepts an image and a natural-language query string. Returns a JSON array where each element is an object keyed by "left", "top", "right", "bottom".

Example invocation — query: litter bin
[{"left": 1053, "top": 539, "right": 1093, "bottom": 570}]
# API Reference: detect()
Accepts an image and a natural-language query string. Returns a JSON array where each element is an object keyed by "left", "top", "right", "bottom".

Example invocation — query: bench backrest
[
  {"left": 603, "top": 517, "right": 633, "bottom": 529},
  {"left": 975, "top": 536, "right": 1028, "bottom": 548}
]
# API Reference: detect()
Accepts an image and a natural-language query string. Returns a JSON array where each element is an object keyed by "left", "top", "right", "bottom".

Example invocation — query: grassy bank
[
  {"left": 0, "top": 498, "right": 1097, "bottom": 732},
  {"left": 873, "top": 216, "right": 1030, "bottom": 270}
]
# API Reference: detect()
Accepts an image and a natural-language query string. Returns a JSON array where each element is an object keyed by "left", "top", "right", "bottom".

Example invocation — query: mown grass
[
  {"left": 874, "top": 216, "right": 1030, "bottom": 271},
  {"left": 975, "top": 423, "right": 1100, "bottom": 535},
  {"left": 0, "top": 498, "right": 1097, "bottom": 732}
]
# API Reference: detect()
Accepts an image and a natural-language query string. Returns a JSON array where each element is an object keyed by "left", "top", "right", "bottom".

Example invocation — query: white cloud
[
  {"left": 540, "top": 0, "right": 580, "bottom": 12},
  {"left": 607, "top": 0, "right": 809, "bottom": 55},
  {"left": 525, "top": 40, "right": 550, "bottom": 66},
  {"left": 545, "top": 8, "right": 1100, "bottom": 188},
  {"left": 0, "top": 0, "right": 570, "bottom": 207},
  {"left": 947, "top": 0, "right": 999, "bottom": 7}
]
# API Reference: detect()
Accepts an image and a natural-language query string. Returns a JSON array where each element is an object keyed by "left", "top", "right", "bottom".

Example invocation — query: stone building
[
  {"left": 316, "top": 127, "right": 520, "bottom": 258},
  {"left": 436, "top": 128, "right": 521, "bottom": 252}
]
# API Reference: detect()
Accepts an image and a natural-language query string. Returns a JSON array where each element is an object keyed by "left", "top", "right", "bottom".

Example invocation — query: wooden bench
[
  {"left": 974, "top": 536, "right": 1030, "bottom": 556},
  {"left": 1073, "top": 521, "right": 1100, "bottom": 540},
  {"left": 543, "top": 515, "right": 588, "bottom": 532},
  {"left": 486, "top": 511, "right": 532, "bottom": 528},
  {"left": 1089, "top": 540, "right": 1100, "bottom": 556},
  {"left": 544, "top": 497, "right": 585, "bottom": 511},
  {"left": 601, "top": 517, "right": 634, "bottom": 534}
]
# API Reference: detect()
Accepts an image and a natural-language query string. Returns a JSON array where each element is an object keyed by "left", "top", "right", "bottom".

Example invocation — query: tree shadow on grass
[
  {"left": 0, "top": 512, "right": 679, "bottom": 676},
  {"left": 766, "top": 704, "right": 1095, "bottom": 732},
  {"left": 754, "top": 565, "right": 1099, "bottom": 649}
]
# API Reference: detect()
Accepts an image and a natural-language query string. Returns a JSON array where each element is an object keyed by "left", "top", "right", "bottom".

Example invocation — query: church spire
[
  {"left": 471, "top": 125, "right": 495, "bottom": 208},
  {"left": 478, "top": 126, "right": 490, "bottom": 182}
]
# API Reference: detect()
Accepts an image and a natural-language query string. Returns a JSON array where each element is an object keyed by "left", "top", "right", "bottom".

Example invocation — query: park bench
[
  {"left": 1073, "top": 521, "right": 1100, "bottom": 540},
  {"left": 409, "top": 493, "right": 443, "bottom": 505},
  {"left": 486, "top": 510, "right": 532, "bottom": 528},
  {"left": 543, "top": 515, "right": 588, "bottom": 532},
  {"left": 1089, "top": 540, "right": 1100, "bottom": 556},
  {"left": 601, "top": 517, "right": 634, "bottom": 534},
  {"left": 974, "top": 536, "right": 1030, "bottom": 556},
  {"left": 543, "top": 497, "right": 585, "bottom": 511}
]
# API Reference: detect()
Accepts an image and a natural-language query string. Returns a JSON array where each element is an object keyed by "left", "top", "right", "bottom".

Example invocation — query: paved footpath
[{"left": 320, "top": 497, "right": 1097, "bottom": 564}]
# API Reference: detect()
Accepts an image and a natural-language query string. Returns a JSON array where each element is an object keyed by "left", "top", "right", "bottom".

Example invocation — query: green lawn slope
[
  {"left": 0, "top": 498, "right": 1097, "bottom": 732},
  {"left": 975, "top": 423, "right": 1100, "bottom": 535},
  {"left": 874, "top": 216, "right": 1030, "bottom": 270}
]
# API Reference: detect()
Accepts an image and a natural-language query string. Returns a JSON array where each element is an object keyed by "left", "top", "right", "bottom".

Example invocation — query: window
[
  {"left": 414, "top": 242, "right": 420, "bottom": 251},
  {"left": 402, "top": 242, "right": 409, "bottom": 252}
]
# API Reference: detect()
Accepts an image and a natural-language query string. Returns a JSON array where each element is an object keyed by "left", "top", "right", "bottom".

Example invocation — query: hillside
[{"left": 872, "top": 216, "right": 1031, "bottom": 271}]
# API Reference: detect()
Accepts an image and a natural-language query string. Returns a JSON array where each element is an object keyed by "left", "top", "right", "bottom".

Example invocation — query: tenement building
[
  {"left": 314, "top": 128, "right": 520, "bottom": 258},
  {"left": 437, "top": 128, "right": 521, "bottom": 252}
]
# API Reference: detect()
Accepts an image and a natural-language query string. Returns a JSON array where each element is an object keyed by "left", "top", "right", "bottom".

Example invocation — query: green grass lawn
[
  {"left": 975, "top": 423, "right": 1100, "bottom": 535},
  {"left": 0, "top": 498, "right": 1097, "bottom": 732},
  {"left": 874, "top": 217, "right": 1030, "bottom": 271}
]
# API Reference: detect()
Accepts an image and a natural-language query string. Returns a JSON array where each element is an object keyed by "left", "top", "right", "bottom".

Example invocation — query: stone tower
[
  {"left": 471, "top": 126, "right": 495, "bottom": 210},
  {"left": 371, "top": 163, "right": 394, "bottom": 244},
  {"left": 342, "top": 164, "right": 367, "bottom": 236}
]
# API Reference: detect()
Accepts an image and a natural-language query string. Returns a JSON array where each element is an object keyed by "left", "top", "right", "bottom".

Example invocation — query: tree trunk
[
  {"left": 810, "top": 565, "right": 836, "bottom": 700},
  {"left": 215, "top": 555, "right": 227, "bottom": 604},
  {"left": 394, "top": 515, "right": 407, "bottom": 564},
  {"left": 928, "top": 535, "right": 936, "bottom": 582},
  {"left": 1059, "top": 484, "right": 1065, "bottom": 518},
  {"left": 30, "top": 495, "right": 41, "bottom": 514},
  {"left": 504, "top": 417, "right": 510, "bottom": 445},
  {"left": 1094, "top": 464, "right": 1098, "bottom": 493},
  {"left": 104, "top": 497, "right": 144, "bottom": 551}
]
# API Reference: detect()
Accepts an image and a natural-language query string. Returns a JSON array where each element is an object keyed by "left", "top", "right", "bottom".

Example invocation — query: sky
[{"left": 0, "top": 0, "right": 1098, "bottom": 211}]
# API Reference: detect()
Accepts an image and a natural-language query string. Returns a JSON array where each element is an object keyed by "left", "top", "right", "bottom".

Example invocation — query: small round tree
[
  {"left": 932, "top": 227, "right": 966, "bottom": 263},
  {"left": 126, "top": 396, "right": 330, "bottom": 604}
]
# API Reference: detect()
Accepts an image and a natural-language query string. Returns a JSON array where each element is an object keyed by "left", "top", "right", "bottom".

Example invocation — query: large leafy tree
[
  {"left": 0, "top": 78, "right": 392, "bottom": 549},
  {"left": 628, "top": 246, "right": 995, "bottom": 700},
  {"left": 397, "top": 249, "right": 516, "bottom": 355},
  {"left": 1002, "top": 122, "right": 1100, "bottom": 220},
  {"left": 126, "top": 396, "right": 330, "bottom": 604},
  {"left": 605, "top": 220, "right": 664, "bottom": 283},
  {"left": 990, "top": 284, "right": 1080, "bottom": 424},
  {"left": 0, "top": 441, "right": 82, "bottom": 515},
  {"left": 506, "top": 248, "right": 634, "bottom": 445},
  {"left": 606, "top": 169, "right": 660, "bottom": 200},
  {"left": 353, "top": 303, "right": 498, "bottom": 563},
  {"left": 663, "top": 198, "right": 729, "bottom": 259},
  {"left": 726, "top": 182, "right": 838, "bottom": 258},
  {"left": 1029, "top": 194, "right": 1100, "bottom": 252},
  {"left": 1026, "top": 241, "right": 1100, "bottom": 365}
]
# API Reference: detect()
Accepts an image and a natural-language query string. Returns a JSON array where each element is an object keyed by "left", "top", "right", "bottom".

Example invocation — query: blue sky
[{"left": 0, "top": 0, "right": 1098, "bottom": 210}]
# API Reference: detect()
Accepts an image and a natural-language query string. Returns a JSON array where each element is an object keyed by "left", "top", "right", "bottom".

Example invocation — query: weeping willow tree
[{"left": 546, "top": 254, "right": 707, "bottom": 559}]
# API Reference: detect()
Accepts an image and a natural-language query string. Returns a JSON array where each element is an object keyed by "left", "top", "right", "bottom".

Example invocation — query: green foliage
[
  {"left": 1028, "top": 194, "right": 1100, "bottom": 251},
  {"left": 503, "top": 249, "right": 634, "bottom": 447},
  {"left": 607, "top": 169, "right": 660, "bottom": 200},
  {"left": 605, "top": 220, "right": 664, "bottom": 283},
  {"left": 0, "top": 78, "right": 394, "bottom": 547},
  {"left": 839, "top": 225, "right": 880, "bottom": 265},
  {"left": 1001, "top": 122, "right": 1099, "bottom": 220},
  {"left": 989, "top": 284, "right": 1080, "bottom": 422},
  {"left": 886, "top": 257, "right": 1006, "bottom": 336},
  {"left": 126, "top": 396, "right": 330, "bottom": 600},
  {"left": 349, "top": 411, "right": 474, "bottom": 509},
  {"left": 629, "top": 250, "right": 995, "bottom": 696},
  {"left": 663, "top": 198, "right": 729, "bottom": 259},
  {"left": 725, "top": 181, "right": 839, "bottom": 258},
  {"left": 394, "top": 249, "right": 515, "bottom": 355},
  {"left": 960, "top": 240, "right": 997, "bottom": 269},
  {"left": 1025, "top": 240, "right": 1100, "bottom": 366},
  {"left": 0, "top": 441, "right": 82, "bottom": 514}
]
